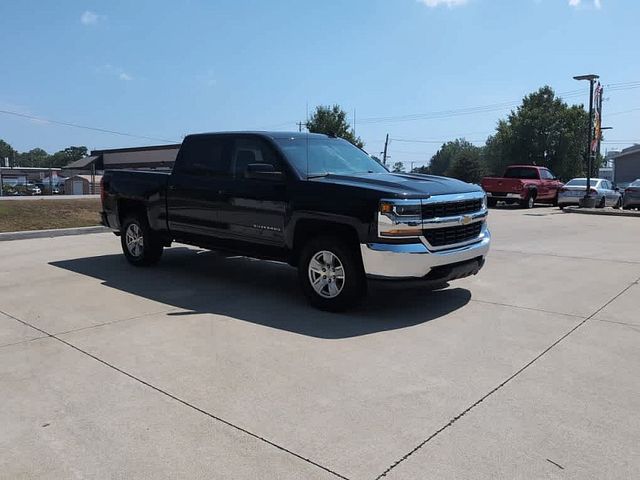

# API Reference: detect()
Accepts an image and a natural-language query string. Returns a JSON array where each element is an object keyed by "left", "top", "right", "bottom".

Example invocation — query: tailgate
[{"left": 482, "top": 178, "right": 522, "bottom": 193}]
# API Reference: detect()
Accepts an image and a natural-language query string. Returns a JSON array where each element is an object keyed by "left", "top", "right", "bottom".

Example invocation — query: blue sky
[{"left": 1, "top": 0, "right": 639, "bottom": 168}]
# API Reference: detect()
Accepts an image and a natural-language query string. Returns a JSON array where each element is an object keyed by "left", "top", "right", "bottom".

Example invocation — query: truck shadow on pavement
[{"left": 50, "top": 246, "right": 471, "bottom": 339}]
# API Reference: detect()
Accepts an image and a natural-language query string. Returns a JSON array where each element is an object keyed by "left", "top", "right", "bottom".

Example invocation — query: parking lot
[{"left": 1, "top": 207, "right": 639, "bottom": 479}]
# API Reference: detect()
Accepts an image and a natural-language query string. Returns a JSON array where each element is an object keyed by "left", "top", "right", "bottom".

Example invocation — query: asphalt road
[{"left": 1, "top": 207, "right": 639, "bottom": 479}]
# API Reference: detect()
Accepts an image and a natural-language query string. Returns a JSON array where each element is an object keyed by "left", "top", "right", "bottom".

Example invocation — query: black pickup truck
[{"left": 101, "top": 132, "right": 490, "bottom": 310}]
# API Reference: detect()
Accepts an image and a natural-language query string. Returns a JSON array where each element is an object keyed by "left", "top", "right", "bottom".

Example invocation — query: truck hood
[{"left": 308, "top": 172, "right": 481, "bottom": 198}]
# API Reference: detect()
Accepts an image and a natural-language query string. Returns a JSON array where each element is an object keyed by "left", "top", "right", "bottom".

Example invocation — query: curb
[
  {"left": 0, "top": 226, "right": 110, "bottom": 241},
  {"left": 563, "top": 206, "right": 640, "bottom": 218}
]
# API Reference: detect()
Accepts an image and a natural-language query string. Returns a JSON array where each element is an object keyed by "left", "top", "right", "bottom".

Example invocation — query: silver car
[
  {"left": 622, "top": 179, "right": 640, "bottom": 210},
  {"left": 558, "top": 178, "right": 622, "bottom": 209}
]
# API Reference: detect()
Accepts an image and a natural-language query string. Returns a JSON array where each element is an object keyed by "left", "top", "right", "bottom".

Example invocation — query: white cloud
[
  {"left": 568, "top": 0, "right": 602, "bottom": 8},
  {"left": 80, "top": 11, "right": 100, "bottom": 25},
  {"left": 418, "top": 0, "right": 468, "bottom": 7},
  {"left": 96, "top": 64, "right": 133, "bottom": 81}
]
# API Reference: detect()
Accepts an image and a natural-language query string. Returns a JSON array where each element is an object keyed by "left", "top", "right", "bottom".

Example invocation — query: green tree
[
  {"left": 411, "top": 165, "right": 431, "bottom": 174},
  {"left": 49, "top": 146, "right": 88, "bottom": 167},
  {"left": 16, "top": 148, "right": 49, "bottom": 167},
  {"left": 306, "top": 105, "right": 364, "bottom": 148},
  {"left": 391, "top": 161, "right": 405, "bottom": 173},
  {"left": 0, "top": 139, "right": 15, "bottom": 166},
  {"left": 484, "top": 86, "right": 589, "bottom": 180},
  {"left": 429, "top": 139, "right": 477, "bottom": 176},
  {"left": 446, "top": 148, "right": 485, "bottom": 184}
]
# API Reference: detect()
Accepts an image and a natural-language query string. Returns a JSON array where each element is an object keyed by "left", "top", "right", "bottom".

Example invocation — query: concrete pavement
[{"left": 1, "top": 206, "right": 639, "bottom": 479}]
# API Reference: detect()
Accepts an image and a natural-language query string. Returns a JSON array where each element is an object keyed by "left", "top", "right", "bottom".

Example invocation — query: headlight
[
  {"left": 481, "top": 194, "right": 487, "bottom": 210},
  {"left": 378, "top": 200, "right": 423, "bottom": 238}
]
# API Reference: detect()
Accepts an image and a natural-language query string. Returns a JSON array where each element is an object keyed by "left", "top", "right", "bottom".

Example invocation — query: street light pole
[
  {"left": 573, "top": 74, "right": 599, "bottom": 207},
  {"left": 586, "top": 78, "right": 595, "bottom": 199}
]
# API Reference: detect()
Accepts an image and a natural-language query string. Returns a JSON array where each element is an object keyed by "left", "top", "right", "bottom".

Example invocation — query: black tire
[
  {"left": 520, "top": 191, "right": 535, "bottom": 209},
  {"left": 559, "top": 204, "right": 565, "bottom": 210},
  {"left": 613, "top": 198, "right": 622, "bottom": 210},
  {"left": 598, "top": 196, "right": 606, "bottom": 208},
  {"left": 298, "top": 235, "right": 366, "bottom": 312},
  {"left": 120, "top": 214, "right": 164, "bottom": 266},
  {"left": 552, "top": 193, "right": 559, "bottom": 207},
  {"left": 487, "top": 198, "right": 498, "bottom": 208}
]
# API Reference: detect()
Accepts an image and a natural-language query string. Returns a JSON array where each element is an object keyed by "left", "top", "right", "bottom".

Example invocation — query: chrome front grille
[
  {"left": 422, "top": 199, "right": 482, "bottom": 219},
  {"left": 423, "top": 222, "right": 483, "bottom": 247}
]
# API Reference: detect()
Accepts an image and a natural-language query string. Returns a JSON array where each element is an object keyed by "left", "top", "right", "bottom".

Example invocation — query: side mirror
[
  {"left": 614, "top": 187, "right": 620, "bottom": 192},
  {"left": 245, "top": 163, "right": 284, "bottom": 181}
]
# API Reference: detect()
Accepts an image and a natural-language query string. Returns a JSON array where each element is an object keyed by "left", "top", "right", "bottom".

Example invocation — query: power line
[{"left": 0, "top": 109, "right": 179, "bottom": 144}]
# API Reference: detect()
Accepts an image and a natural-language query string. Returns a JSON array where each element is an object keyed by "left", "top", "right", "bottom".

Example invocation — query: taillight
[
  {"left": 627, "top": 187, "right": 640, "bottom": 193},
  {"left": 559, "top": 187, "right": 568, "bottom": 193},
  {"left": 100, "top": 177, "right": 106, "bottom": 203},
  {"left": 589, "top": 188, "right": 598, "bottom": 196}
]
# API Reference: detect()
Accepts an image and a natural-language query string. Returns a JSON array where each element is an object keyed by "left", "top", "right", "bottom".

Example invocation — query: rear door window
[{"left": 175, "top": 136, "right": 231, "bottom": 177}]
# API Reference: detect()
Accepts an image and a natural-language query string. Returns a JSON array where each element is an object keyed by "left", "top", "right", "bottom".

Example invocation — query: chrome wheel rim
[
  {"left": 308, "top": 250, "right": 345, "bottom": 299},
  {"left": 125, "top": 223, "right": 144, "bottom": 257},
  {"left": 528, "top": 197, "right": 534, "bottom": 208}
]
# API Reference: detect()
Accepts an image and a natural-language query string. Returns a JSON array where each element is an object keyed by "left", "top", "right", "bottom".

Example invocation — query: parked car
[
  {"left": 615, "top": 181, "right": 632, "bottom": 196},
  {"left": 25, "top": 183, "right": 42, "bottom": 195},
  {"left": 481, "top": 165, "right": 563, "bottom": 209},
  {"left": 557, "top": 178, "right": 621, "bottom": 209},
  {"left": 101, "top": 131, "right": 491, "bottom": 311},
  {"left": 622, "top": 179, "right": 640, "bottom": 210}
]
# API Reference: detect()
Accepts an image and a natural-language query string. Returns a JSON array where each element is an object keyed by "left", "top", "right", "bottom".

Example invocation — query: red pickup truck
[{"left": 481, "top": 165, "right": 564, "bottom": 209}]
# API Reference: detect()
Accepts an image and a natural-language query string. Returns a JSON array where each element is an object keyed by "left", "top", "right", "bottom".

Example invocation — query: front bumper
[{"left": 360, "top": 225, "right": 490, "bottom": 280}]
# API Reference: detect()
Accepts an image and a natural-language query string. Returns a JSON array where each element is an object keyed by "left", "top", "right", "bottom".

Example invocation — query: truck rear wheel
[
  {"left": 298, "top": 236, "right": 366, "bottom": 312},
  {"left": 521, "top": 192, "right": 535, "bottom": 209},
  {"left": 121, "top": 215, "right": 164, "bottom": 266}
]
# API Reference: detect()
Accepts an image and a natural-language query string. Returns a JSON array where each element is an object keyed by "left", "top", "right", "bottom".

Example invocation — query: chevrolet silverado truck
[
  {"left": 101, "top": 132, "right": 490, "bottom": 311},
  {"left": 481, "top": 165, "right": 563, "bottom": 208}
]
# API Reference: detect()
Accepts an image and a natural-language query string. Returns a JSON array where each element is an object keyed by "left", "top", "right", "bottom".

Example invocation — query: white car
[{"left": 558, "top": 178, "right": 621, "bottom": 209}]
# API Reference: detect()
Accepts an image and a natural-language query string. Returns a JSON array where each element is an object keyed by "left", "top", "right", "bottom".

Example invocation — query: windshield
[
  {"left": 566, "top": 179, "right": 599, "bottom": 187},
  {"left": 274, "top": 136, "right": 388, "bottom": 177}
]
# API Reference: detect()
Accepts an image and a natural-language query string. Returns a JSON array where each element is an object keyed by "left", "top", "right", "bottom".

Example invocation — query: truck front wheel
[
  {"left": 298, "top": 236, "right": 366, "bottom": 311},
  {"left": 121, "top": 215, "right": 164, "bottom": 266}
]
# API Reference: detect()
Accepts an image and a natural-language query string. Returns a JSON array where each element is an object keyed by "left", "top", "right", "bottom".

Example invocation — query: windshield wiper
[{"left": 306, "top": 173, "right": 331, "bottom": 179}]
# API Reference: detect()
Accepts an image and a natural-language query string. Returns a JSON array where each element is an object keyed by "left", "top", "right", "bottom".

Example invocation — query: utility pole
[
  {"left": 353, "top": 108, "right": 356, "bottom": 138},
  {"left": 382, "top": 134, "right": 389, "bottom": 166},
  {"left": 297, "top": 121, "right": 304, "bottom": 132}
]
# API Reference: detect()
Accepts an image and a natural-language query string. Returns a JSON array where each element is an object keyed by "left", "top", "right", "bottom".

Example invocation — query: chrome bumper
[
  {"left": 486, "top": 192, "right": 522, "bottom": 199},
  {"left": 360, "top": 225, "right": 491, "bottom": 279}
]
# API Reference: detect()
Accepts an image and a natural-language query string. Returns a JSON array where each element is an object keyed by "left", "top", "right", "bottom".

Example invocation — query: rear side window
[
  {"left": 230, "top": 137, "right": 282, "bottom": 178},
  {"left": 175, "top": 136, "right": 230, "bottom": 176},
  {"left": 504, "top": 167, "right": 539, "bottom": 180}
]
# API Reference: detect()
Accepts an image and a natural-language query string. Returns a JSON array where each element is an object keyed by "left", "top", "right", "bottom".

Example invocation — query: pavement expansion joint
[
  {"left": 372, "top": 275, "right": 640, "bottom": 479},
  {"left": 0, "top": 308, "right": 351, "bottom": 480}
]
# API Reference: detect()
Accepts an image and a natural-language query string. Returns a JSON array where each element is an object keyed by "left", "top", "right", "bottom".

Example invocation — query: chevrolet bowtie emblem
[{"left": 460, "top": 215, "right": 472, "bottom": 225}]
